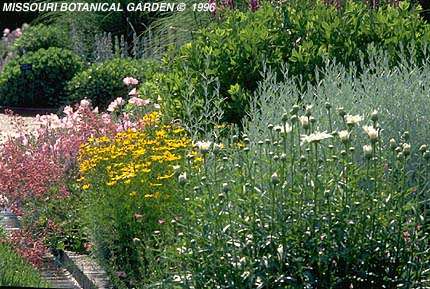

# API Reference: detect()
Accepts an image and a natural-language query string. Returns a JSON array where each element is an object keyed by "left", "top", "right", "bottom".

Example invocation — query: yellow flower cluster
[{"left": 78, "top": 114, "right": 191, "bottom": 197}]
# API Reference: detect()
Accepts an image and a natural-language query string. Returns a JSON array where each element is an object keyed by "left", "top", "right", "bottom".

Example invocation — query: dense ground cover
[{"left": 0, "top": 230, "right": 48, "bottom": 287}]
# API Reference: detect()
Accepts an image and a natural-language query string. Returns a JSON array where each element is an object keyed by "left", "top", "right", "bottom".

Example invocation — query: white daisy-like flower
[
  {"left": 299, "top": 116, "right": 309, "bottom": 129},
  {"left": 273, "top": 123, "right": 292, "bottom": 134},
  {"left": 300, "top": 131, "right": 332, "bottom": 145},
  {"left": 363, "top": 125, "right": 379, "bottom": 142},
  {"left": 363, "top": 144, "right": 373, "bottom": 158},
  {"left": 195, "top": 141, "right": 212, "bottom": 154},
  {"left": 338, "top": 130, "right": 350, "bottom": 143},
  {"left": 344, "top": 114, "right": 362, "bottom": 126}
]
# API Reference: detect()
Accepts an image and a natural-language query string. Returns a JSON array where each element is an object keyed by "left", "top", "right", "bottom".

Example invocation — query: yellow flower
[
  {"left": 81, "top": 184, "right": 90, "bottom": 190},
  {"left": 130, "top": 191, "right": 138, "bottom": 197}
]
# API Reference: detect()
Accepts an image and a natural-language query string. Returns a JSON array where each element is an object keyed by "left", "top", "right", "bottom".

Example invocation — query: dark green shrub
[
  {"left": 144, "top": 1, "right": 430, "bottom": 124},
  {"left": 0, "top": 47, "right": 84, "bottom": 108},
  {"left": 13, "top": 24, "right": 71, "bottom": 55},
  {"left": 142, "top": 5, "right": 288, "bottom": 123},
  {"left": 66, "top": 58, "right": 159, "bottom": 109}
]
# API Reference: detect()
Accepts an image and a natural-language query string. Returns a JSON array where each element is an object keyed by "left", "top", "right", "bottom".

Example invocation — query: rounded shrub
[
  {"left": 66, "top": 58, "right": 158, "bottom": 109},
  {"left": 13, "top": 24, "right": 71, "bottom": 55},
  {"left": 0, "top": 47, "right": 84, "bottom": 108}
]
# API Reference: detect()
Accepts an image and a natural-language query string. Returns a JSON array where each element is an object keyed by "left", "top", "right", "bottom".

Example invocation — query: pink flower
[
  {"left": 107, "top": 97, "right": 125, "bottom": 112},
  {"left": 63, "top": 106, "right": 74, "bottom": 116},
  {"left": 128, "top": 97, "right": 150, "bottom": 107},
  {"left": 3, "top": 28, "right": 10, "bottom": 36},
  {"left": 123, "top": 77, "right": 139, "bottom": 86},
  {"left": 13, "top": 28, "right": 22, "bottom": 37}
]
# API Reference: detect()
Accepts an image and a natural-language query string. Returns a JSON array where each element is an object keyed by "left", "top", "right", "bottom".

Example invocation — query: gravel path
[{"left": 0, "top": 113, "right": 41, "bottom": 144}]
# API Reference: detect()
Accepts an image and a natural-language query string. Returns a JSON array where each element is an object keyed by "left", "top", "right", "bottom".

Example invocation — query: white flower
[
  {"left": 300, "top": 131, "right": 332, "bottom": 145},
  {"left": 402, "top": 143, "right": 411, "bottom": 155},
  {"left": 363, "top": 144, "right": 373, "bottom": 158},
  {"left": 344, "top": 114, "right": 362, "bottom": 126},
  {"left": 80, "top": 98, "right": 91, "bottom": 108},
  {"left": 338, "top": 130, "right": 350, "bottom": 143},
  {"left": 178, "top": 172, "right": 187, "bottom": 185},
  {"left": 363, "top": 125, "right": 379, "bottom": 142},
  {"left": 153, "top": 103, "right": 161, "bottom": 110},
  {"left": 195, "top": 141, "right": 212, "bottom": 154},
  {"left": 274, "top": 123, "right": 292, "bottom": 134},
  {"left": 271, "top": 172, "right": 280, "bottom": 185},
  {"left": 128, "top": 88, "right": 138, "bottom": 96},
  {"left": 299, "top": 116, "right": 309, "bottom": 129}
]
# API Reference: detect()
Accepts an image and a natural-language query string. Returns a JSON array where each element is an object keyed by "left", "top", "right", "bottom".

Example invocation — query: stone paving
[{"left": 0, "top": 113, "right": 41, "bottom": 144}]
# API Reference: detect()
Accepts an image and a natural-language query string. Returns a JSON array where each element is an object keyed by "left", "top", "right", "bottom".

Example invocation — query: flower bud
[
  {"left": 280, "top": 153, "right": 287, "bottom": 161},
  {"left": 290, "top": 115, "right": 298, "bottom": 123},
  {"left": 419, "top": 144, "right": 428, "bottom": 153},
  {"left": 389, "top": 138, "right": 396, "bottom": 150},
  {"left": 371, "top": 110, "right": 378, "bottom": 122},
  {"left": 222, "top": 182, "right": 230, "bottom": 193},
  {"left": 337, "top": 107, "right": 346, "bottom": 117},
  {"left": 397, "top": 152, "right": 404, "bottom": 160},
  {"left": 267, "top": 124, "right": 274, "bottom": 130},
  {"left": 402, "top": 131, "right": 410, "bottom": 141},
  {"left": 338, "top": 130, "right": 350, "bottom": 144},
  {"left": 291, "top": 104, "right": 300, "bottom": 115},
  {"left": 363, "top": 144, "right": 373, "bottom": 159},
  {"left": 178, "top": 172, "right": 187, "bottom": 185},
  {"left": 305, "top": 105, "right": 313, "bottom": 117},
  {"left": 402, "top": 143, "right": 411, "bottom": 156},
  {"left": 271, "top": 172, "right": 280, "bottom": 185}
]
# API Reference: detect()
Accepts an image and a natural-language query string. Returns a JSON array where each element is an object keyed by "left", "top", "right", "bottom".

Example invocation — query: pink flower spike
[{"left": 123, "top": 77, "right": 139, "bottom": 86}]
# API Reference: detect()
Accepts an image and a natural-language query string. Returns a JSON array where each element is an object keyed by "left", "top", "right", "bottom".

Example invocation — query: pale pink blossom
[
  {"left": 13, "top": 28, "right": 22, "bottom": 37},
  {"left": 128, "top": 97, "right": 150, "bottom": 107},
  {"left": 123, "top": 77, "right": 139, "bottom": 86},
  {"left": 3, "top": 28, "right": 10, "bottom": 36},
  {"left": 63, "top": 106, "right": 74, "bottom": 116},
  {"left": 107, "top": 97, "right": 125, "bottom": 112},
  {"left": 128, "top": 88, "right": 138, "bottom": 96}
]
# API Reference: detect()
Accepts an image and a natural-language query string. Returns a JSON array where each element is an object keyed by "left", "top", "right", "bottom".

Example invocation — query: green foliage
[
  {"left": 0, "top": 47, "right": 84, "bottom": 108},
  {"left": 142, "top": 5, "right": 288, "bottom": 123},
  {"left": 21, "top": 185, "right": 88, "bottom": 254},
  {"left": 145, "top": 1, "right": 430, "bottom": 124},
  {"left": 285, "top": 0, "right": 430, "bottom": 79},
  {"left": 153, "top": 99, "right": 430, "bottom": 288},
  {"left": 0, "top": 242, "right": 48, "bottom": 287},
  {"left": 13, "top": 24, "right": 71, "bottom": 55},
  {"left": 67, "top": 58, "right": 159, "bottom": 109}
]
